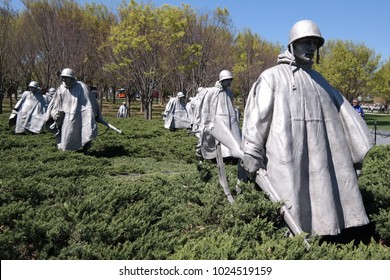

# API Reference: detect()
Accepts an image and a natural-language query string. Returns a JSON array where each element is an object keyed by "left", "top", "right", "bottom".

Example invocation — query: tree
[
  {"left": 14, "top": 0, "right": 113, "bottom": 91},
  {"left": 315, "top": 40, "right": 381, "bottom": 102},
  {"left": 106, "top": 0, "right": 190, "bottom": 120},
  {"left": 0, "top": 0, "right": 20, "bottom": 112},
  {"left": 373, "top": 58, "right": 390, "bottom": 109},
  {"left": 162, "top": 6, "right": 236, "bottom": 100},
  {"left": 232, "top": 29, "right": 281, "bottom": 106}
]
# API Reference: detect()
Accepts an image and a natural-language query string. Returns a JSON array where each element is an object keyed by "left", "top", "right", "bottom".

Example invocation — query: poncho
[
  {"left": 195, "top": 85, "right": 241, "bottom": 159},
  {"left": 163, "top": 97, "right": 190, "bottom": 129},
  {"left": 46, "top": 81, "right": 99, "bottom": 151},
  {"left": 14, "top": 91, "right": 47, "bottom": 134},
  {"left": 242, "top": 50, "right": 373, "bottom": 235}
]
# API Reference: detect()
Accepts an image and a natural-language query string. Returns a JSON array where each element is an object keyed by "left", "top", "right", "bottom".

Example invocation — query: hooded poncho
[
  {"left": 195, "top": 84, "right": 241, "bottom": 159},
  {"left": 242, "top": 50, "right": 373, "bottom": 235},
  {"left": 46, "top": 81, "right": 99, "bottom": 151},
  {"left": 163, "top": 96, "right": 191, "bottom": 129},
  {"left": 14, "top": 91, "right": 47, "bottom": 134}
]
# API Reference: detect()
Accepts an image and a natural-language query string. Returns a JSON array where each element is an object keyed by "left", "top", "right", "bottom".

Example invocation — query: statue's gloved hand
[
  {"left": 55, "top": 111, "right": 65, "bottom": 127},
  {"left": 9, "top": 110, "right": 18, "bottom": 120},
  {"left": 243, "top": 153, "right": 265, "bottom": 181},
  {"left": 95, "top": 113, "right": 104, "bottom": 123}
]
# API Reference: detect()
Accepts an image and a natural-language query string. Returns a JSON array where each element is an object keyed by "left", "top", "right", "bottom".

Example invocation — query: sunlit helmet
[
  {"left": 60, "top": 68, "right": 76, "bottom": 79},
  {"left": 177, "top": 92, "right": 185, "bottom": 98},
  {"left": 218, "top": 70, "right": 233, "bottom": 82},
  {"left": 197, "top": 87, "right": 204, "bottom": 93},
  {"left": 49, "top": 88, "right": 56, "bottom": 94},
  {"left": 28, "top": 81, "right": 39, "bottom": 89},
  {"left": 288, "top": 19, "right": 324, "bottom": 47}
]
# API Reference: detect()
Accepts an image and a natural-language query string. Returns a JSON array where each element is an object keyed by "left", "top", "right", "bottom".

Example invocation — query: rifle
[
  {"left": 215, "top": 140, "right": 234, "bottom": 204},
  {"left": 210, "top": 120, "right": 309, "bottom": 242},
  {"left": 97, "top": 118, "right": 123, "bottom": 134}
]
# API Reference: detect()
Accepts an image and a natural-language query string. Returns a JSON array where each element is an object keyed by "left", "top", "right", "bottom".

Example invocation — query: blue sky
[{"left": 10, "top": 0, "right": 390, "bottom": 62}]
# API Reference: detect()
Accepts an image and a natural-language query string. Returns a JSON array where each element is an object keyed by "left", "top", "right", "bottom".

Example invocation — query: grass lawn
[{"left": 365, "top": 113, "right": 390, "bottom": 132}]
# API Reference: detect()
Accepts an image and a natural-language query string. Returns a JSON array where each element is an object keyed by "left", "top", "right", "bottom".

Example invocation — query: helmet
[
  {"left": 288, "top": 20, "right": 324, "bottom": 47},
  {"left": 197, "top": 87, "right": 204, "bottom": 93},
  {"left": 28, "top": 81, "right": 39, "bottom": 89},
  {"left": 177, "top": 92, "right": 185, "bottom": 98},
  {"left": 219, "top": 70, "right": 233, "bottom": 82},
  {"left": 49, "top": 88, "right": 56, "bottom": 94},
  {"left": 60, "top": 68, "right": 76, "bottom": 79}
]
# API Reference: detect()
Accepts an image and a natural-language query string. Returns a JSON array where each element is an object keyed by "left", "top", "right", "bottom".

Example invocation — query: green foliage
[
  {"left": 315, "top": 40, "right": 381, "bottom": 101},
  {"left": 373, "top": 58, "right": 390, "bottom": 104},
  {"left": 0, "top": 113, "right": 389, "bottom": 260}
]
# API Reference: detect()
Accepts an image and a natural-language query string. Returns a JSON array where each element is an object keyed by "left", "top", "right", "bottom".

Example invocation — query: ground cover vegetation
[
  {"left": 0, "top": 0, "right": 390, "bottom": 118},
  {"left": 0, "top": 110, "right": 389, "bottom": 260}
]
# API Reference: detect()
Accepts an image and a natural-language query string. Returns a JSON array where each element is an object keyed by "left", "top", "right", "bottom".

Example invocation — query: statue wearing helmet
[
  {"left": 193, "top": 69, "right": 240, "bottom": 160},
  {"left": 117, "top": 101, "right": 128, "bottom": 118},
  {"left": 46, "top": 67, "right": 104, "bottom": 152},
  {"left": 60, "top": 68, "right": 77, "bottom": 89},
  {"left": 60, "top": 68, "right": 76, "bottom": 79},
  {"left": 288, "top": 19, "right": 324, "bottom": 65},
  {"left": 163, "top": 91, "right": 190, "bottom": 131},
  {"left": 218, "top": 70, "right": 233, "bottom": 82},
  {"left": 28, "top": 81, "right": 39, "bottom": 90},
  {"left": 9, "top": 80, "right": 47, "bottom": 134},
  {"left": 44, "top": 87, "right": 56, "bottom": 104},
  {"left": 241, "top": 19, "right": 372, "bottom": 237},
  {"left": 288, "top": 19, "right": 324, "bottom": 47}
]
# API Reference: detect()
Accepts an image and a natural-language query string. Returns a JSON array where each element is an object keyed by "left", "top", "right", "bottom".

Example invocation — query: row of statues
[
  {"left": 9, "top": 68, "right": 106, "bottom": 152},
  {"left": 8, "top": 19, "right": 374, "bottom": 239},
  {"left": 163, "top": 19, "right": 374, "bottom": 238}
]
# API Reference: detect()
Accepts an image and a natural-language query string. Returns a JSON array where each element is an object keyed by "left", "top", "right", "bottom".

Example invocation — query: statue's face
[
  {"left": 221, "top": 78, "right": 232, "bottom": 88},
  {"left": 29, "top": 87, "right": 38, "bottom": 93},
  {"left": 62, "top": 76, "right": 74, "bottom": 88},
  {"left": 293, "top": 37, "right": 319, "bottom": 64}
]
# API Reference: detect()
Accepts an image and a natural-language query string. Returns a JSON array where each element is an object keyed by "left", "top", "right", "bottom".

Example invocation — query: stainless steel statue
[
  {"left": 9, "top": 81, "right": 48, "bottom": 134},
  {"left": 117, "top": 102, "right": 128, "bottom": 118},
  {"left": 194, "top": 70, "right": 241, "bottom": 159},
  {"left": 45, "top": 68, "right": 103, "bottom": 151},
  {"left": 163, "top": 92, "right": 191, "bottom": 131},
  {"left": 241, "top": 20, "right": 373, "bottom": 236}
]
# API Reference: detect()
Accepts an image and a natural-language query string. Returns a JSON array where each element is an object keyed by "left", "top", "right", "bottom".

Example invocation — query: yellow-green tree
[
  {"left": 106, "top": 0, "right": 190, "bottom": 119},
  {"left": 315, "top": 40, "right": 381, "bottom": 102},
  {"left": 233, "top": 28, "right": 281, "bottom": 105},
  {"left": 373, "top": 59, "right": 390, "bottom": 109}
]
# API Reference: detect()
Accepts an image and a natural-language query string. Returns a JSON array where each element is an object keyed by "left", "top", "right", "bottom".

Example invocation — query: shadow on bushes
[
  {"left": 88, "top": 144, "right": 128, "bottom": 158},
  {"left": 319, "top": 223, "right": 381, "bottom": 246}
]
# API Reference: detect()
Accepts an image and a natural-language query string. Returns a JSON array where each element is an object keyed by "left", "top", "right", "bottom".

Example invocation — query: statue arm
[{"left": 242, "top": 76, "right": 274, "bottom": 173}]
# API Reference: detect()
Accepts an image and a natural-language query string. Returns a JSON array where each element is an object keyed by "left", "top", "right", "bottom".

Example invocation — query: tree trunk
[{"left": 0, "top": 94, "right": 4, "bottom": 114}]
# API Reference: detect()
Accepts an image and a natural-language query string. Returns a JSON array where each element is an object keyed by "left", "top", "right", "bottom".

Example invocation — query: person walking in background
[
  {"left": 352, "top": 98, "right": 365, "bottom": 119},
  {"left": 46, "top": 68, "right": 103, "bottom": 152},
  {"left": 117, "top": 102, "right": 128, "bottom": 118},
  {"left": 9, "top": 81, "right": 47, "bottom": 134},
  {"left": 242, "top": 20, "right": 373, "bottom": 237}
]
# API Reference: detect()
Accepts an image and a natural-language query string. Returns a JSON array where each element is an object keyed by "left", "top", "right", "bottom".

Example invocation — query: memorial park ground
[{"left": 0, "top": 100, "right": 389, "bottom": 259}]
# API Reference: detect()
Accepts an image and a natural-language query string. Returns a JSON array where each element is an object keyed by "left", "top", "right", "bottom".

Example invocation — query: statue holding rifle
[
  {"left": 194, "top": 70, "right": 241, "bottom": 160},
  {"left": 46, "top": 68, "right": 121, "bottom": 152},
  {"left": 241, "top": 20, "right": 373, "bottom": 236},
  {"left": 194, "top": 70, "right": 242, "bottom": 203}
]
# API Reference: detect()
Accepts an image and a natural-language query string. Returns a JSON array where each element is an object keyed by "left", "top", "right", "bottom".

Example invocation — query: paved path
[{"left": 372, "top": 130, "right": 390, "bottom": 145}]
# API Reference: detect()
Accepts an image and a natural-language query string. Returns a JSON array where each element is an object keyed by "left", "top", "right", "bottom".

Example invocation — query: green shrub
[{"left": 0, "top": 113, "right": 389, "bottom": 260}]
